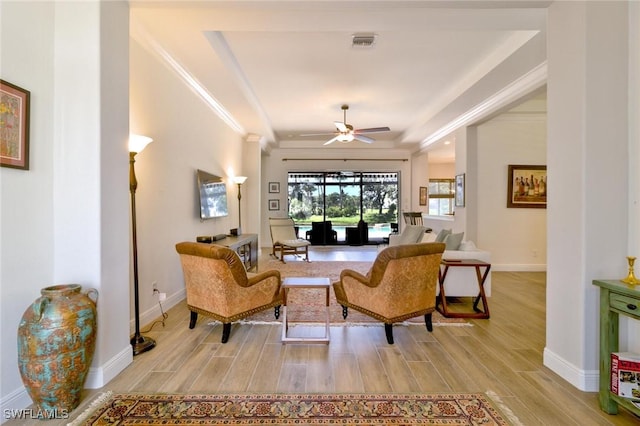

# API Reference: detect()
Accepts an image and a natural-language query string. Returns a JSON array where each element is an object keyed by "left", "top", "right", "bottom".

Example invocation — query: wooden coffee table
[
  {"left": 437, "top": 259, "right": 491, "bottom": 319},
  {"left": 281, "top": 277, "right": 330, "bottom": 344}
]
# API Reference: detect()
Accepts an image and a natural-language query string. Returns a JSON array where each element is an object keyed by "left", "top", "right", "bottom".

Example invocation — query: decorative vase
[{"left": 17, "top": 284, "right": 98, "bottom": 415}]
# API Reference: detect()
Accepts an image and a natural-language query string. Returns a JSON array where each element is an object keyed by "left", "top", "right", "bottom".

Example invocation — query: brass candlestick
[{"left": 621, "top": 256, "right": 640, "bottom": 286}]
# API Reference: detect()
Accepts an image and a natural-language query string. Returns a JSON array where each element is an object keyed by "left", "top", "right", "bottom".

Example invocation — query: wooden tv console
[{"left": 204, "top": 234, "right": 258, "bottom": 271}]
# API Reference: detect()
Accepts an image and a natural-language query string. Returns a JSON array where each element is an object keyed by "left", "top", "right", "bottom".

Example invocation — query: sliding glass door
[{"left": 287, "top": 172, "right": 398, "bottom": 243}]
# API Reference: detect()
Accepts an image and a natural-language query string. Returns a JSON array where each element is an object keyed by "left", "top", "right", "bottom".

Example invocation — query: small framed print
[
  {"left": 455, "top": 174, "right": 465, "bottom": 207},
  {"left": 268, "top": 199, "right": 280, "bottom": 211},
  {"left": 269, "top": 182, "right": 280, "bottom": 193},
  {"left": 419, "top": 187, "right": 427, "bottom": 206},
  {"left": 0, "top": 80, "right": 30, "bottom": 169}
]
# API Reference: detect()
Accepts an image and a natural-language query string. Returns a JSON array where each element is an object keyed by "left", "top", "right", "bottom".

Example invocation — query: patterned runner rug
[
  {"left": 71, "top": 391, "right": 511, "bottom": 425},
  {"left": 247, "top": 260, "right": 467, "bottom": 325}
]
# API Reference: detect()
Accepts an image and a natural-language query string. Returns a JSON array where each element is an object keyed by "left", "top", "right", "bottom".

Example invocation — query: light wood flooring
[{"left": 8, "top": 247, "right": 640, "bottom": 425}]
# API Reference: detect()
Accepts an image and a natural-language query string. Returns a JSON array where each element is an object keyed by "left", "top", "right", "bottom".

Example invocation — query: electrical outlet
[{"left": 152, "top": 281, "right": 159, "bottom": 294}]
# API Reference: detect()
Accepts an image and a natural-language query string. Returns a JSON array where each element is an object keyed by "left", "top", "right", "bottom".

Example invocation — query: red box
[{"left": 611, "top": 352, "right": 640, "bottom": 399}]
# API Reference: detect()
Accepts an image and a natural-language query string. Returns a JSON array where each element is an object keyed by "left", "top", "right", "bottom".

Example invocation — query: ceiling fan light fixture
[{"left": 337, "top": 133, "right": 354, "bottom": 142}]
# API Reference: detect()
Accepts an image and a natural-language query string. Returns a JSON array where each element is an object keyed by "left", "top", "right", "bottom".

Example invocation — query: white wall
[
  {"left": 428, "top": 162, "right": 455, "bottom": 179},
  {"left": 545, "top": 1, "right": 632, "bottom": 391},
  {"left": 129, "top": 38, "right": 246, "bottom": 328},
  {"left": 627, "top": 1, "right": 640, "bottom": 351},
  {"left": 1, "top": 2, "right": 56, "bottom": 412},
  {"left": 1, "top": 1, "right": 132, "bottom": 416},
  {"left": 476, "top": 113, "right": 547, "bottom": 271}
]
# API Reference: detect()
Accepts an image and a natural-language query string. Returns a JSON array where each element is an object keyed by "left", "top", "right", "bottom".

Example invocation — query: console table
[
  {"left": 215, "top": 234, "right": 258, "bottom": 271},
  {"left": 593, "top": 279, "right": 640, "bottom": 417}
]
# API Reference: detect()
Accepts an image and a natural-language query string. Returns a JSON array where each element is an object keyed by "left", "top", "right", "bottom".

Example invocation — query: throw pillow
[
  {"left": 444, "top": 232, "right": 464, "bottom": 250},
  {"left": 435, "top": 228, "right": 452, "bottom": 243},
  {"left": 398, "top": 225, "right": 426, "bottom": 244},
  {"left": 459, "top": 240, "right": 477, "bottom": 251},
  {"left": 421, "top": 232, "right": 438, "bottom": 243}
]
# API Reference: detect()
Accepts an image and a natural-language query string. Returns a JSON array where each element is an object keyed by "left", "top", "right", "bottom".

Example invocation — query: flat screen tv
[{"left": 197, "top": 169, "right": 229, "bottom": 220}]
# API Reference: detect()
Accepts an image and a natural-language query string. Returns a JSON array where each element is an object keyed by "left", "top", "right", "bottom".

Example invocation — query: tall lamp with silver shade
[
  {"left": 129, "top": 134, "right": 156, "bottom": 356},
  {"left": 233, "top": 176, "right": 247, "bottom": 235}
]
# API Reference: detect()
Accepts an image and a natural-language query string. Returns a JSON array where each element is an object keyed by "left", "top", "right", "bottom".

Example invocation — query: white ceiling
[{"left": 130, "top": 1, "right": 550, "bottom": 160}]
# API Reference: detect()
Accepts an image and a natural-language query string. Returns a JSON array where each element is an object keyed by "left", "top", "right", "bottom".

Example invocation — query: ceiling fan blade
[
  {"left": 323, "top": 136, "right": 340, "bottom": 145},
  {"left": 354, "top": 126, "right": 390, "bottom": 134},
  {"left": 354, "top": 134, "right": 375, "bottom": 143},
  {"left": 334, "top": 121, "right": 348, "bottom": 132}
]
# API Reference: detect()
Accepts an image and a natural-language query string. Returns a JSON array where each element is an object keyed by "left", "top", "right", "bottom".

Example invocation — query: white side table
[{"left": 281, "top": 277, "right": 330, "bottom": 344}]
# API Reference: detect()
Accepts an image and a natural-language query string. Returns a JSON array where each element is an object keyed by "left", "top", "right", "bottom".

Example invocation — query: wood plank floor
[{"left": 8, "top": 247, "right": 640, "bottom": 425}]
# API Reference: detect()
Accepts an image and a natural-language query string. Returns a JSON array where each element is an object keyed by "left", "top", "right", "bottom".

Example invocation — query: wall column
[{"left": 545, "top": 1, "right": 629, "bottom": 390}]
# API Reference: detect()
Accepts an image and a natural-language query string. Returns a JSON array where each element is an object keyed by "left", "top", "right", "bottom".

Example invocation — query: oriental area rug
[
  {"left": 245, "top": 260, "right": 467, "bottom": 326},
  {"left": 70, "top": 391, "right": 511, "bottom": 425}
]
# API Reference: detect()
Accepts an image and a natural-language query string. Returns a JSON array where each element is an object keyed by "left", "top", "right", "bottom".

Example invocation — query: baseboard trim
[
  {"left": 85, "top": 345, "right": 132, "bottom": 389},
  {"left": 543, "top": 347, "right": 599, "bottom": 392},
  {"left": 0, "top": 386, "right": 34, "bottom": 425}
]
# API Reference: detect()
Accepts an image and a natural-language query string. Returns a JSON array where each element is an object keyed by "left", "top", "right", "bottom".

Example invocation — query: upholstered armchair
[
  {"left": 175, "top": 242, "right": 284, "bottom": 343},
  {"left": 333, "top": 242, "right": 445, "bottom": 344}
]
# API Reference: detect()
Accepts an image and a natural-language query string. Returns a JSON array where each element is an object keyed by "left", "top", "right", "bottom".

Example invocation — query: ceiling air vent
[{"left": 352, "top": 33, "right": 376, "bottom": 48}]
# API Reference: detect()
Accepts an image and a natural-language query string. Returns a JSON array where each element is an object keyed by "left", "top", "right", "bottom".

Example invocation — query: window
[
  {"left": 428, "top": 178, "right": 455, "bottom": 216},
  {"left": 287, "top": 172, "right": 399, "bottom": 242}
]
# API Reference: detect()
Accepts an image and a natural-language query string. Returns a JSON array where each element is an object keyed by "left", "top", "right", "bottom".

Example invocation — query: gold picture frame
[
  {"left": 419, "top": 187, "right": 427, "bottom": 206},
  {"left": 1, "top": 80, "right": 30, "bottom": 170}
]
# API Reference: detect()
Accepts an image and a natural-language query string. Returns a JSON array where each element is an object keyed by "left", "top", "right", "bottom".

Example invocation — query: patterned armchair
[
  {"left": 175, "top": 242, "right": 284, "bottom": 343},
  {"left": 333, "top": 242, "right": 445, "bottom": 344}
]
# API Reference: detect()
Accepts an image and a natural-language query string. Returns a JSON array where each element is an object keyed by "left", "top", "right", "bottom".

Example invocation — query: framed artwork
[
  {"left": 507, "top": 165, "right": 547, "bottom": 208},
  {"left": 0, "top": 80, "right": 30, "bottom": 170},
  {"left": 268, "top": 199, "right": 280, "bottom": 211},
  {"left": 268, "top": 182, "right": 280, "bottom": 193},
  {"left": 455, "top": 174, "right": 465, "bottom": 207},
  {"left": 419, "top": 187, "right": 427, "bottom": 206}
]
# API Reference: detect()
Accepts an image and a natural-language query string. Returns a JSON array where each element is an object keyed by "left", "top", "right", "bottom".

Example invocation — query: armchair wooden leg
[
  {"left": 189, "top": 311, "right": 198, "bottom": 329},
  {"left": 384, "top": 323, "right": 394, "bottom": 344},
  {"left": 341, "top": 305, "right": 349, "bottom": 319},
  {"left": 274, "top": 305, "right": 281, "bottom": 319},
  {"left": 221, "top": 323, "right": 231, "bottom": 343},
  {"left": 424, "top": 313, "right": 433, "bottom": 332}
]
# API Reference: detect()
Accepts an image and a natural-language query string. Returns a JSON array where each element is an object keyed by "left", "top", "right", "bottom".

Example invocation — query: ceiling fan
[{"left": 303, "top": 105, "right": 390, "bottom": 145}]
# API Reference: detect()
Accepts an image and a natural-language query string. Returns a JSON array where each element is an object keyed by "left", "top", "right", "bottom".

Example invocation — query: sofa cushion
[
  {"left": 444, "top": 232, "right": 464, "bottom": 250},
  {"left": 459, "top": 240, "right": 477, "bottom": 251},
  {"left": 435, "top": 228, "right": 452, "bottom": 242},
  {"left": 398, "top": 225, "right": 426, "bottom": 244},
  {"left": 420, "top": 232, "right": 438, "bottom": 243}
]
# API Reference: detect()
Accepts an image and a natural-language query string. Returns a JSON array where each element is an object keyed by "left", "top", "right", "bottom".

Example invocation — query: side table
[
  {"left": 437, "top": 259, "right": 491, "bottom": 319},
  {"left": 593, "top": 279, "right": 640, "bottom": 417},
  {"left": 281, "top": 277, "right": 331, "bottom": 344}
]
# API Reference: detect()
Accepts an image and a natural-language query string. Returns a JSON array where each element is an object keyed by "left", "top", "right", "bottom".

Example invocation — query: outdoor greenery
[{"left": 288, "top": 181, "right": 398, "bottom": 225}]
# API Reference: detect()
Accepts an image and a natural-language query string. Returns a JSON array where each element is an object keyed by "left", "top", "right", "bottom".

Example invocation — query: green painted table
[{"left": 593, "top": 279, "right": 640, "bottom": 416}]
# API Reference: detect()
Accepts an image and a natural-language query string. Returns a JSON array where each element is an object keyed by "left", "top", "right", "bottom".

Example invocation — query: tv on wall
[{"left": 197, "top": 169, "right": 229, "bottom": 220}]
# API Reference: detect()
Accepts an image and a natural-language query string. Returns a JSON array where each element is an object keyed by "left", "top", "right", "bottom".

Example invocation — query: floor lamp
[
  {"left": 129, "top": 134, "right": 156, "bottom": 356},
  {"left": 233, "top": 176, "right": 247, "bottom": 235}
]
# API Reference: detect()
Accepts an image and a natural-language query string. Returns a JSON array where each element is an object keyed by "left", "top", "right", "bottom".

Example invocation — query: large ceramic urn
[{"left": 17, "top": 284, "right": 98, "bottom": 414}]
